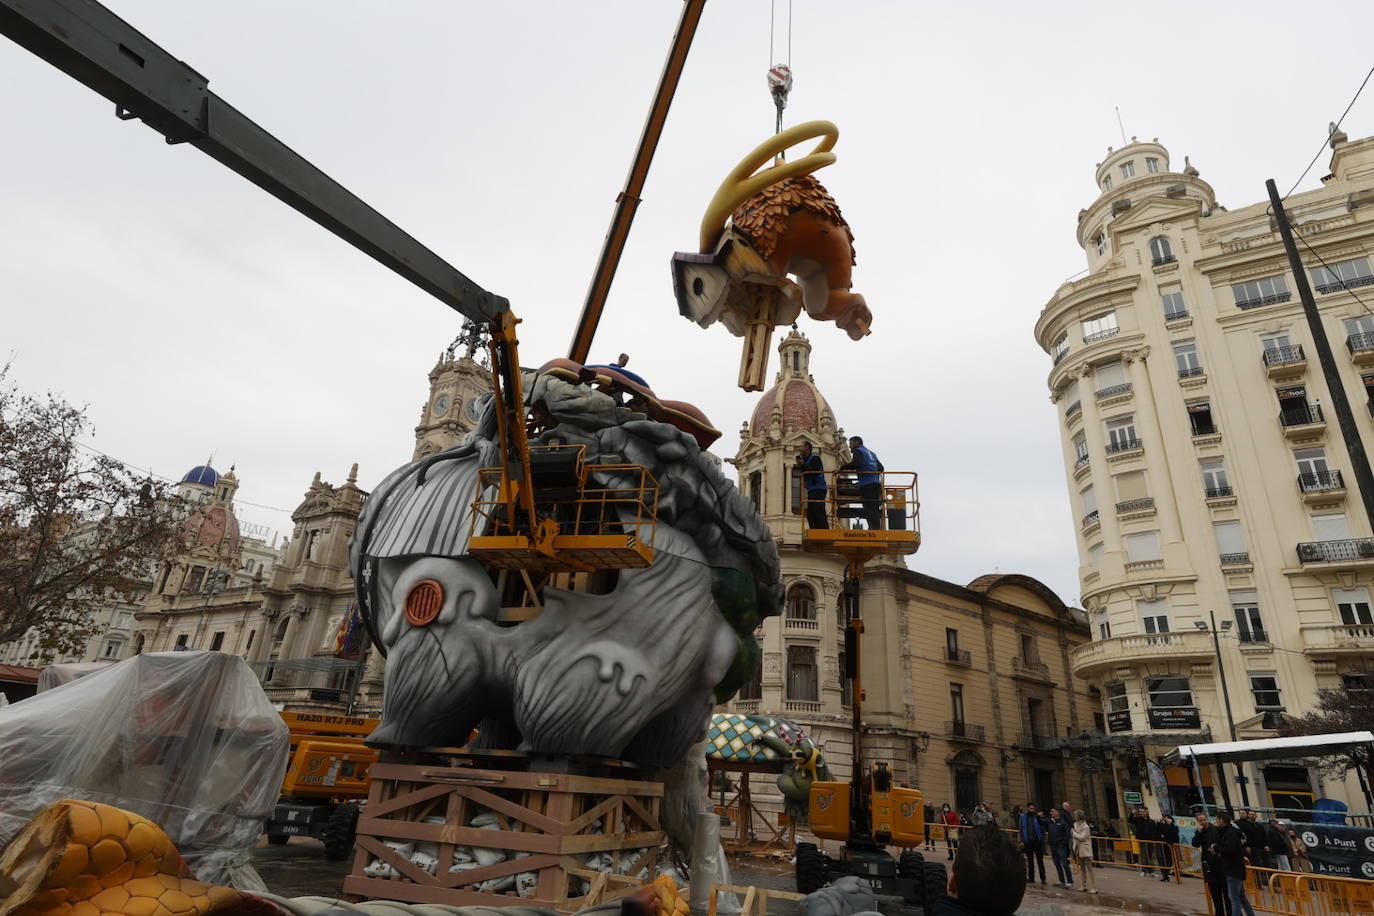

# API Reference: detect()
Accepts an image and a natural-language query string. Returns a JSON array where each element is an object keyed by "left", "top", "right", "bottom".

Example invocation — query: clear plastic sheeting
[
  {"left": 0, "top": 651, "right": 289, "bottom": 891},
  {"left": 36, "top": 660, "right": 114, "bottom": 692}
]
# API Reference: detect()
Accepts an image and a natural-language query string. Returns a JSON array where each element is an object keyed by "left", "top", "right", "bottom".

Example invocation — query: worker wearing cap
[{"left": 795, "top": 441, "right": 828, "bottom": 530}]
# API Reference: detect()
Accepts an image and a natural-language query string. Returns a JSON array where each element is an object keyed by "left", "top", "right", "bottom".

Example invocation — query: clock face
[
  {"left": 465, "top": 396, "right": 482, "bottom": 421},
  {"left": 432, "top": 394, "right": 451, "bottom": 417}
]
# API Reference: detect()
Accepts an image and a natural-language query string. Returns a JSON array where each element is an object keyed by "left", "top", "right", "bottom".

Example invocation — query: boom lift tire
[
  {"left": 321, "top": 802, "right": 361, "bottom": 861},
  {"left": 897, "top": 850, "right": 925, "bottom": 903},
  {"left": 921, "top": 861, "right": 947, "bottom": 912},
  {"left": 795, "top": 842, "right": 827, "bottom": 894}
]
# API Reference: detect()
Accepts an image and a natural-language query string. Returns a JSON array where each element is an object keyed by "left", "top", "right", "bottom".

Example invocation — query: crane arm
[
  {"left": 567, "top": 0, "right": 706, "bottom": 364},
  {"left": 0, "top": 0, "right": 507, "bottom": 322}
]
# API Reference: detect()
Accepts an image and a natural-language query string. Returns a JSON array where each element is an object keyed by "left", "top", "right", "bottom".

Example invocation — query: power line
[
  {"left": 1292, "top": 230, "right": 1374, "bottom": 322},
  {"left": 1281, "top": 62, "right": 1374, "bottom": 202},
  {"left": 71, "top": 440, "right": 295, "bottom": 515}
]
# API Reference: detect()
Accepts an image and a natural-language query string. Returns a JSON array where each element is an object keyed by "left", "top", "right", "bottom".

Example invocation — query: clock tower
[{"left": 413, "top": 333, "right": 492, "bottom": 460}]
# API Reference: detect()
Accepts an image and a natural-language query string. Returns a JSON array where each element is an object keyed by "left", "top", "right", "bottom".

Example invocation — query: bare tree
[
  {"left": 1278, "top": 681, "right": 1374, "bottom": 801},
  {"left": 0, "top": 367, "right": 185, "bottom": 658}
]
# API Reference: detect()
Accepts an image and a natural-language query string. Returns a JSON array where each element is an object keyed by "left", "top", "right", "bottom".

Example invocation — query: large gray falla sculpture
[{"left": 349, "top": 370, "right": 781, "bottom": 768}]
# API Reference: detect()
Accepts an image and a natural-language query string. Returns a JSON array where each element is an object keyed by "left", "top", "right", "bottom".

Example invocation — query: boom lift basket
[
  {"left": 468, "top": 445, "right": 660, "bottom": 572},
  {"left": 800, "top": 471, "right": 920, "bottom": 562}
]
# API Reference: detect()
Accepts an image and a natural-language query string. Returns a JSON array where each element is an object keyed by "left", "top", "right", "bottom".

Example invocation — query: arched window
[
  {"left": 786, "top": 583, "right": 816, "bottom": 621},
  {"left": 786, "top": 645, "right": 818, "bottom": 701},
  {"left": 1149, "top": 236, "right": 1175, "bottom": 266},
  {"left": 950, "top": 750, "right": 984, "bottom": 814}
]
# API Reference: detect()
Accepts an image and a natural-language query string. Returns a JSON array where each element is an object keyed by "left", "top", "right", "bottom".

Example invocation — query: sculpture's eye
[{"left": 404, "top": 579, "right": 444, "bottom": 627}]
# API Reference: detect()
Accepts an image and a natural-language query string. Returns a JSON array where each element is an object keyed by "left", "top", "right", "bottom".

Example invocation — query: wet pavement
[{"left": 250, "top": 838, "right": 1209, "bottom": 915}]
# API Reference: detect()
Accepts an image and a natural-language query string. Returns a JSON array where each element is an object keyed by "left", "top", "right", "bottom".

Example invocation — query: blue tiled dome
[{"left": 181, "top": 465, "right": 219, "bottom": 486}]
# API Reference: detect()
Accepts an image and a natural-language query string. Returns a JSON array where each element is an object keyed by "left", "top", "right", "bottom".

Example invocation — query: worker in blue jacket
[
  {"left": 840, "top": 435, "right": 885, "bottom": 529},
  {"left": 795, "top": 441, "right": 828, "bottom": 530}
]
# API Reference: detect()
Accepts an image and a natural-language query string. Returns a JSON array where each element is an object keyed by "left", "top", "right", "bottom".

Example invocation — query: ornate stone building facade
[
  {"left": 1035, "top": 130, "right": 1374, "bottom": 814},
  {"left": 724, "top": 332, "right": 1100, "bottom": 817}
]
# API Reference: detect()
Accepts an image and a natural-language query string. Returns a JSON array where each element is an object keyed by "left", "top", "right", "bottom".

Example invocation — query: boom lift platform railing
[{"left": 799, "top": 471, "right": 920, "bottom": 563}]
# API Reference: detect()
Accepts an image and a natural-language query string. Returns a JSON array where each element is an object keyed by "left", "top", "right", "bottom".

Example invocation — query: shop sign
[
  {"left": 1123, "top": 791, "right": 1143, "bottom": 805},
  {"left": 1148, "top": 706, "right": 1200, "bottom": 729},
  {"left": 1107, "top": 710, "right": 1132, "bottom": 732}
]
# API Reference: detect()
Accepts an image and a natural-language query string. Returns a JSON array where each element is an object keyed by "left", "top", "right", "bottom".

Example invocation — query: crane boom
[{"left": 0, "top": 0, "right": 507, "bottom": 323}]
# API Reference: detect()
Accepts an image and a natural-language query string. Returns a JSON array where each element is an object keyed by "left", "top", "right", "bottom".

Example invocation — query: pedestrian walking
[
  {"left": 795, "top": 442, "right": 828, "bottom": 530},
  {"left": 942, "top": 803, "right": 962, "bottom": 860},
  {"left": 1046, "top": 807, "right": 1073, "bottom": 888},
  {"left": 1018, "top": 803, "right": 1048, "bottom": 886},
  {"left": 1214, "top": 812, "right": 1258, "bottom": 916},
  {"left": 924, "top": 802, "right": 936, "bottom": 851},
  {"left": 1266, "top": 819, "right": 1293, "bottom": 872},
  {"left": 840, "top": 436, "right": 884, "bottom": 529},
  {"left": 1071, "top": 810, "right": 1098, "bottom": 894},
  {"left": 1129, "top": 806, "right": 1161, "bottom": 877},
  {"left": 1193, "top": 813, "right": 1232, "bottom": 916}
]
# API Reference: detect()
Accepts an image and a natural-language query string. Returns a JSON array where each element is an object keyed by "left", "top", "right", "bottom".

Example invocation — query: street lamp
[{"left": 1196, "top": 611, "right": 1249, "bottom": 806}]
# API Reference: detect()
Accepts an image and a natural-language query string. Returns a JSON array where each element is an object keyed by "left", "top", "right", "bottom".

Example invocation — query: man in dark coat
[
  {"left": 1213, "top": 812, "right": 1258, "bottom": 916},
  {"left": 839, "top": 435, "right": 884, "bottom": 529},
  {"left": 1018, "top": 803, "right": 1048, "bottom": 886},
  {"left": 1266, "top": 818, "right": 1293, "bottom": 871},
  {"left": 1237, "top": 810, "right": 1269, "bottom": 867},
  {"left": 1129, "top": 806, "right": 1162, "bottom": 877},
  {"left": 1157, "top": 815, "right": 1180, "bottom": 882},
  {"left": 1046, "top": 807, "right": 1073, "bottom": 888},
  {"left": 1193, "top": 813, "right": 1232, "bottom": 916}
]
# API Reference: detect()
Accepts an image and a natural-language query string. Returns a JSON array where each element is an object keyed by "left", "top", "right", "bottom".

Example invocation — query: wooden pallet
[{"left": 342, "top": 756, "right": 664, "bottom": 912}]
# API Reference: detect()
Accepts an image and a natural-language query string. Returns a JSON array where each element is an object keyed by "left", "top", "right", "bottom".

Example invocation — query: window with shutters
[
  {"left": 1105, "top": 681, "right": 1129, "bottom": 713},
  {"left": 1312, "top": 258, "right": 1373, "bottom": 294},
  {"left": 950, "top": 683, "right": 966, "bottom": 722},
  {"left": 1161, "top": 289, "right": 1188, "bottom": 320},
  {"left": 1174, "top": 341, "right": 1202, "bottom": 377},
  {"left": 1052, "top": 333, "right": 1070, "bottom": 364},
  {"left": 786, "top": 645, "right": 818, "bottom": 701},
  {"left": 1312, "top": 513, "right": 1351, "bottom": 542},
  {"left": 1150, "top": 236, "right": 1175, "bottom": 265},
  {"left": 1114, "top": 471, "right": 1149, "bottom": 511},
  {"left": 1261, "top": 332, "right": 1293, "bottom": 352},
  {"left": 209, "top": 631, "right": 225, "bottom": 652},
  {"left": 1148, "top": 676, "right": 1193, "bottom": 708},
  {"left": 1080, "top": 485, "right": 1098, "bottom": 525},
  {"left": 1138, "top": 598, "right": 1170, "bottom": 634},
  {"left": 1083, "top": 313, "right": 1120, "bottom": 344},
  {"left": 1094, "top": 359, "right": 1127, "bottom": 394},
  {"left": 1232, "top": 275, "right": 1291, "bottom": 309},
  {"left": 1189, "top": 401, "right": 1216, "bottom": 436},
  {"left": 1250, "top": 674, "right": 1283, "bottom": 710},
  {"left": 1073, "top": 432, "right": 1088, "bottom": 467},
  {"left": 1334, "top": 588, "right": 1374, "bottom": 626},
  {"left": 1126, "top": 531, "right": 1161, "bottom": 564},
  {"left": 1345, "top": 315, "right": 1374, "bottom": 337},
  {"left": 1231, "top": 591, "right": 1267, "bottom": 643},
  {"left": 786, "top": 583, "right": 817, "bottom": 621},
  {"left": 1105, "top": 415, "right": 1139, "bottom": 452},
  {"left": 1120, "top": 161, "right": 1136, "bottom": 179},
  {"left": 1146, "top": 158, "right": 1160, "bottom": 173},
  {"left": 1214, "top": 521, "right": 1247, "bottom": 564},
  {"left": 1201, "top": 459, "right": 1231, "bottom": 498}
]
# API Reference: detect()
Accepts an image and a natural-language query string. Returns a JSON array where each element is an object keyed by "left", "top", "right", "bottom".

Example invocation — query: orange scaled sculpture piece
[
  {"left": 0, "top": 801, "right": 276, "bottom": 916},
  {"left": 671, "top": 120, "right": 871, "bottom": 391}
]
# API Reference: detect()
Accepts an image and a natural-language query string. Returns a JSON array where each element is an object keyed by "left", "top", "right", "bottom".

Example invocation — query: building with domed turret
[
  {"left": 724, "top": 332, "right": 1101, "bottom": 825},
  {"left": 1035, "top": 129, "right": 1374, "bottom": 816}
]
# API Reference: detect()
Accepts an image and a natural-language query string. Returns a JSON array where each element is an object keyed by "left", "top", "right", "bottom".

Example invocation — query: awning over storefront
[{"left": 1162, "top": 732, "right": 1374, "bottom": 767}]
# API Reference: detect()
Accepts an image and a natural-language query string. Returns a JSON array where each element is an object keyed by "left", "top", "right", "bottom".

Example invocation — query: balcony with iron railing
[
  {"left": 1012, "top": 656, "right": 1052, "bottom": 681},
  {"left": 944, "top": 647, "right": 972, "bottom": 667},
  {"left": 1236, "top": 291, "right": 1292, "bottom": 310},
  {"left": 1081, "top": 509, "right": 1100, "bottom": 529},
  {"left": 1105, "top": 437, "right": 1143, "bottom": 456},
  {"left": 1318, "top": 274, "right": 1374, "bottom": 295},
  {"left": 1296, "top": 538, "right": 1374, "bottom": 564},
  {"left": 1164, "top": 309, "right": 1190, "bottom": 322},
  {"left": 1152, "top": 255, "right": 1178, "bottom": 267},
  {"left": 945, "top": 720, "right": 985, "bottom": 742},
  {"left": 1205, "top": 485, "right": 1235, "bottom": 500},
  {"left": 1017, "top": 732, "right": 1061, "bottom": 751},
  {"left": 1116, "top": 497, "right": 1155, "bottom": 515},
  {"left": 1264, "top": 345, "right": 1307, "bottom": 377},
  {"left": 1053, "top": 347, "right": 1070, "bottom": 365},
  {"left": 1219, "top": 552, "right": 1251, "bottom": 566},
  {"left": 1348, "top": 332, "right": 1374, "bottom": 365},
  {"left": 1280, "top": 406, "right": 1325, "bottom": 437},
  {"left": 1083, "top": 327, "right": 1121, "bottom": 345},
  {"left": 1074, "top": 453, "right": 1090, "bottom": 469},
  {"left": 1096, "top": 382, "right": 1133, "bottom": 400},
  {"left": 1191, "top": 422, "right": 1220, "bottom": 438},
  {"left": 1065, "top": 400, "right": 1082, "bottom": 419},
  {"left": 1299, "top": 470, "right": 1346, "bottom": 502},
  {"left": 1177, "top": 365, "right": 1204, "bottom": 379}
]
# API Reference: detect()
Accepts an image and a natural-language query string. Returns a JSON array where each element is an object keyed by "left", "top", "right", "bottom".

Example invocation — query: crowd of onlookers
[{"left": 918, "top": 801, "right": 1308, "bottom": 915}]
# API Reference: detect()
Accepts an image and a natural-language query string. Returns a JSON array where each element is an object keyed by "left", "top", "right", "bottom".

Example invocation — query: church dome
[
  {"left": 182, "top": 503, "right": 241, "bottom": 558},
  {"left": 181, "top": 465, "right": 220, "bottom": 486},
  {"left": 749, "top": 330, "right": 834, "bottom": 435}
]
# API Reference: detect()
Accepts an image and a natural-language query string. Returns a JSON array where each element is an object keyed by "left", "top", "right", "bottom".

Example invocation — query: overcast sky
[{"left": 3, "top": 1, "right": 1373, "bottom": 606}]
